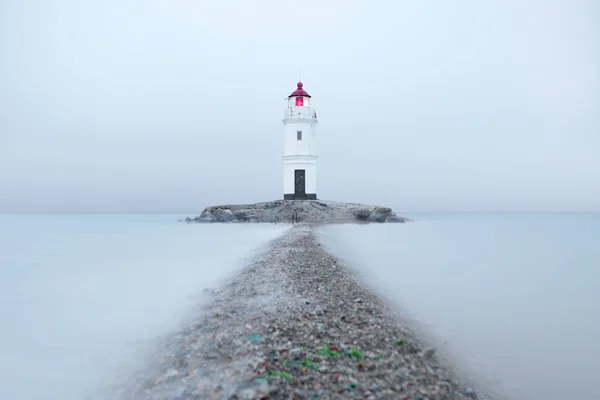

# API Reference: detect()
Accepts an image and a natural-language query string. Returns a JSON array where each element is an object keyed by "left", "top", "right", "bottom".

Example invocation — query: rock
[
  {"left": 154, "top": 368, "right": 178, "bottom": 384},
  {"left": 239, "top": 388, "right": 256, "bottom": 399},
  {"left": 212, "top": 208, "right": 235, "bottom": 222},
  {"left": 387, "top": 216, "right": 407, "bottom": 223},
  {"left": 353, "top": 208, "right": 371, "bottom": 220},
  {"left": 465, "top": 387, "right": 478, "bottom": 399},
  {"left": 375, "top": 207, "right": 393, "bottom": 216},
  {"left": 422, "top": 347, "right": 436, "bottom": 359},
  {"left": 374, "top": 213, "right": 387, "bottom": 223},
  {"left": 233, "top": 210, "right": 250, "bottom": 222},
  {"left": 184, "top": 200, "right": 409, "bottom": 224}
]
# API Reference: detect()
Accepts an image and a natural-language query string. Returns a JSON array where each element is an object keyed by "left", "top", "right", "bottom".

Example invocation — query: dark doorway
[{"left": 294, "top": 169, "right": 306, "bottom": 198}]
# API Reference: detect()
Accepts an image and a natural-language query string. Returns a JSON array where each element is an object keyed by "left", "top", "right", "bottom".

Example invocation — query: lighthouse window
[
  {"left": 295, "top": 97, "right": 304, "bottom": 106},
  {"left": 297, "top": 130, "right": 302, "bottom": 140}
]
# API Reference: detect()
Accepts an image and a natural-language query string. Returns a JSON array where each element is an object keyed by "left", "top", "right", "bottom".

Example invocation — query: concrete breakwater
[
  {"left": 185, "top": 200, "right": 409, "bottom": 224},
  {"left": 114, "top": 226, "right": 486, "bottom": 400}
]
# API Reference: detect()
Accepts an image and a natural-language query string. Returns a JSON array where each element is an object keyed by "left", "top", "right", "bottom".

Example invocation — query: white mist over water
[
  {"left": 316, "top": 213, "right": 600, "bottom": 400},
  {"left": 0, "top": 214, "right": 287, "bottom": 400}
]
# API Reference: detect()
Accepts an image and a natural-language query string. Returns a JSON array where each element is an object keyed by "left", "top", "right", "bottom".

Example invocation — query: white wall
[
  {"left": 283, "top": 120, "right": 317, "bottom": 156},
  {"left": 283, "top": 159, "right": 317, "bottom": 194},
  {"left": 282, "top": 95, "right": 319, "bottom": 196}
]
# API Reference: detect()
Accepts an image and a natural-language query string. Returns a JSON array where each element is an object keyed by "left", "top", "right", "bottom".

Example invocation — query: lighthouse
[{"left": 283, "top": 81, "right": 318, "bottom": 200}]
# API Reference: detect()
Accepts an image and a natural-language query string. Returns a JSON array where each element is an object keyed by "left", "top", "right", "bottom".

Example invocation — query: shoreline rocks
[
  {"left": 111, "top": 226, "right": 489, "bottom": 400},
  {"left": 185, "top": 200, "right": 410, "bottom": 224}
]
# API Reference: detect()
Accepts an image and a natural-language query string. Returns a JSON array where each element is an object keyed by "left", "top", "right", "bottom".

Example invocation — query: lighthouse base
[{"left": 284, "top": 193, "right": 318, "bottom": 200}]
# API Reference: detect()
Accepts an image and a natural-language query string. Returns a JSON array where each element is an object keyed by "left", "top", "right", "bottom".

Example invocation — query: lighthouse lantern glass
[{"left": 295, "top": 97, "right": 304, "bottom": 106}]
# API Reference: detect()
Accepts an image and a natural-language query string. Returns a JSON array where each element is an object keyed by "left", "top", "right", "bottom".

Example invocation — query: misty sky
[{"left": 1, "top": 0, "right": 598, "bottom": 212}]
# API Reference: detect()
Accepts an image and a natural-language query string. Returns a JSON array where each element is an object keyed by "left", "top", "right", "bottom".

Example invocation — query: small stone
[
  {"left": 239, "top": 388, "right": 256, "bottom": 399},
  {"left": 422, "top": 347, "right": 436, "bottom": 358},
  {"left": 258, "top": 380, "right": 270, "bottom": 392}
]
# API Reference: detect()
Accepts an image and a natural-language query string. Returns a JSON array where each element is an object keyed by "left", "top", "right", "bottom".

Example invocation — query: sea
[
  {"left": 1, "top": 213, "right": 599, "bottom": 400},
  {"left": 316, "top": 213, "right": 600, "bottom": 400},
  {"left": 0, "top": 214, "right": 289, "bottom": 400}
]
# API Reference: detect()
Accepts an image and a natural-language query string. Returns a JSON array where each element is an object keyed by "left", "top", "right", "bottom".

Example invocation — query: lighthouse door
[{"left": 294, "top": 169, "right": 306, "bottom": 198}]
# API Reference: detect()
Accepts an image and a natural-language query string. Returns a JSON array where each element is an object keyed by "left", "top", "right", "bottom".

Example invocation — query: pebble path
[{"left": 110, "top": 226, "right": 489, "bottom": 400}]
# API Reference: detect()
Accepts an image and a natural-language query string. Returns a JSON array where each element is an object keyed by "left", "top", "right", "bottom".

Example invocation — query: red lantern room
[{"left": 289, "top": 82, "right": 311, "bottom": 107}]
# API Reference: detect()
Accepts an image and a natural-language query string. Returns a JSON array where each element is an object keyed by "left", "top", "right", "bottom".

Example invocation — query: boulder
[
  {"left": 211, "top": 208, "right": 235, "bottom": 222},
  {"left": 375, "top": 207, "right": 393, "bottom": 216},
  {"left": 387, "top": 216, "right": 407, "bottom": 223},
  {"left": 233, "top": 210, "right": 250, "bottom": 222},
  {"left": 374, "top": 213, "right": 388, "bottom": 223},
  {"left": 353, "top": 208, "right": 371, "bottom": 221}
]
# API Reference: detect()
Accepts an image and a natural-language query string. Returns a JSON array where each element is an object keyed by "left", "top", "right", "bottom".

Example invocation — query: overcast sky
[{"left": 0, "top": 0, "right": 598, "bottom": 212}]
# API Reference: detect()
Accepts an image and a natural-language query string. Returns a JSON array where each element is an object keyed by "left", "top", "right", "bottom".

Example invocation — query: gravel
[{"left": 108, "top": 225, "right": 490, "bottom": 400}]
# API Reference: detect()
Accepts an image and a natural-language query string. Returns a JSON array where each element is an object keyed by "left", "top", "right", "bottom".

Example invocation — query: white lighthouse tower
[{"left": 282, "top": 81, "right": 318, "bottom": 200}]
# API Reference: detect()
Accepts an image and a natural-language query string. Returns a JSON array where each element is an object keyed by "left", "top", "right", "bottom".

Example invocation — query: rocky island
[{"left": 185, "top": 200, "right": 409, "bottom": 224}]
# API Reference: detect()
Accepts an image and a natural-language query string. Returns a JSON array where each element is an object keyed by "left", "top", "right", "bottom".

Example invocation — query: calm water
[
  {"left": 0, "top": 214, "right": 288, "bottom": 400},
  {"left": 317, "top": 213, "right": 600, "bottom": 400}
]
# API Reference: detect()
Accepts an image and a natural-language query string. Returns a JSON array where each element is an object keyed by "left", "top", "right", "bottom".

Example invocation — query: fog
[
  {"left": 1, "top": 0, "right": 598, "bottom": 213},
  {"left": 316, "top": 214, "right": 600, "bottom": 400},
  {"left": 0, "top": 214, "right": 287, "bottom": 400}
]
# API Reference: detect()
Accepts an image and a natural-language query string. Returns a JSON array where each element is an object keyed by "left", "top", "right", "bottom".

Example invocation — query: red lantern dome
[{"left": 288, "top": 82, "right": 311, "bottom": 98}]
